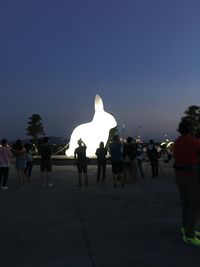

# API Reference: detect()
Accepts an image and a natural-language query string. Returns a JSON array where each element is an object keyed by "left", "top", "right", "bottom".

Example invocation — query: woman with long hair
[{"left": 12, "top": 139, "right": 26, "bottom": 188}]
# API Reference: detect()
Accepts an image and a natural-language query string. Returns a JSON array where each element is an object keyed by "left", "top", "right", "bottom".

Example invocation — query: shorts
[
  {"left": 111, "top": 160, "right": 123, "bottom": 174},
  {"left": 40, "top": 161, "right": 52, "bottom": 172},
  {"left": 77, "top": 162, "right": 87, "bottom": 173},
  {"left": 15, "top": 158, "right": 26, "bottom": 170}
]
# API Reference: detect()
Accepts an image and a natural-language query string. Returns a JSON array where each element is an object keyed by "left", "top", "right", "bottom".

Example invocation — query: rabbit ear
[{"left": 94, "top": 94, "right": 104, "bottom": 111}]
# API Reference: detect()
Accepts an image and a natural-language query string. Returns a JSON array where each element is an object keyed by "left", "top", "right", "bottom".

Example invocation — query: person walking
[
  {"left": 173, "top": 120, "right": 200, "bottom": 246},
  {"left": 95, "top": 142, "right": 107, "bottom": 183},
  {"left": 40, "top": 137, "right": 53, "bottom": 187},
  {"left": 0, "top": 139, "right": 12, "bottom": 190},
  {"left": 74, "top": 139, "right": 88, "bottom": 186},
  {"left": 109, "top": 135, "right": 124, "bottom": 188}
]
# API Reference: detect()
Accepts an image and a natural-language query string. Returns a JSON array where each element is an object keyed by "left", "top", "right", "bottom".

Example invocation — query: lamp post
[
  {"left": 135, "top": 126, "right": 142, "bottom": 141},
  {"left": 122, "top": 124, "right": 125, "bottom": 142}
]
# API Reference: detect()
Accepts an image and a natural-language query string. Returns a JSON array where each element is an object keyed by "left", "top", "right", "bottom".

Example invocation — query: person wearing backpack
[{"left": 40, "top": 137, "right": 53, "bottom": 187}]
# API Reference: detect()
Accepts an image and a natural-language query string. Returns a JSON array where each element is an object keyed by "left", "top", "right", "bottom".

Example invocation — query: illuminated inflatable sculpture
[{"left": 66, "top": 94, "right": 117, "bottom": 157}]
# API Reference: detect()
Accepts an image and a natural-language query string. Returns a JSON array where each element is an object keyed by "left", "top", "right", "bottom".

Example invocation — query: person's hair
[
  {"left": 126, "top": 137, "right": 133, "bottom": 143},
  {"left": 1, "top": 139, "right": 7, "bottom": 146},
  {"left": 77, "top": 139, "right": 82, "bottom": 146},
  {"left": 42, "top": 137, "right": 49, "bottom": 143},
  {"left": 24, "top": 143, "right": 32, "bottom": 152},
  {"left": 149, "top": 139, "right": 154, "bottom": 144},
  {"left": 177, "top": 120, "right": 192, "bottom": 135},
  {"left": 99, "top": 141, "right": 104, "bottom": 148},
  {"left": 14, "top": 139, "right": 23, "bottom": 150}
]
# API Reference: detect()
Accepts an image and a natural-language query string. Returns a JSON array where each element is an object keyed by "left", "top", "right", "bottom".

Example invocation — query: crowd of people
[
  {"left": 1, "top": 120, "right": 200, "bottom": 247},
  {"left": 0, "top": 135, "right": 161, "bottom": 190},
  {"left": 0, "top": 136, "right": 53, "bottom": 189},
  {"left": 59, "top": 135, "right": 160, "bottom": 188}
]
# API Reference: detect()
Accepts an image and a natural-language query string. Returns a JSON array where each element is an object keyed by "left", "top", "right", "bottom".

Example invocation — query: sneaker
[
  {"left": 47, "top": 183, "right": 53, "bottom": 187},
  {"left": 1, "top": 186, "right": 8, "bottom": 190},
  {"left": 181, "top": 227, "right": 200, "bottom": 238},
  {"left": 183, "top": 236, "right": 200, "bottom": 246}
]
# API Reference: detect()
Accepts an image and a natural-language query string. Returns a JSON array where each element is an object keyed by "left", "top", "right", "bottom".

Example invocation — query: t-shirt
[
  {"left": 173, "top": 135, "right": 200, "bottom": 176},
  {"left": 40, "top": 144, "right": 52, "bottom": 161},
  {"left": 173, "top": 135, "right": 200, "bottom": 165},
  {"left": 109, "top": 142, "right": 123, "bottom": 161},
  {"left": 0, "top": 147, "right": 12, "bottom": 167},
  {"left": 96, "top": 147, "right": 107, "bottom": 162},
  {"left": 74, "top": 145, "right": 87, "bottom": 163},
  {"left": 123, "top": 143, "right": 136, "bottom": 161}
]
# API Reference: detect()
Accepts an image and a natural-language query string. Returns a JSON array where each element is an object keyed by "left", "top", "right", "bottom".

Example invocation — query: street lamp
[
  {"left": 135, "top": 126, "right": 142, "bottom": 140},
  {"left": 122, "top": 124, "right": 125, "bottom": 142}
]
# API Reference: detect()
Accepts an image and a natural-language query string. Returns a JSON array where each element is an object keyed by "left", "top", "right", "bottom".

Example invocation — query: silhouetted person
[
  {"left": 173, "top": 120, "right": 200, "bottom": 246},
  {"left": 12, "top": 139, "right": 26, "bottom": 188},
  {"left": 74, "top": 139, "right": 88, "bottom": 186},
  {"left": 40, "top": 137, "right": 53, "bottom": 187},
  {"left": 0, "top": 139, "right": 12, "bottom": 189},
  {"left": 123, "top": 137, "right": 137, "bottom": 183},
  {"left": 195, "top": 130, "right": 200, "bottom": 183},
  {"left": 109, "top": 135, "right": 124, "bottom": 188},
  {"left": 136, "top": 143, "right": 144, "bottom": 178},
  {"left": 147, "top": 139, "right": 159, "bottom": 178},
  {"left": 24, "top": 143, "right": 34, "bottom": 180},
  {"left": 95, "top": 142, "right": 107, "bottom": 183}
]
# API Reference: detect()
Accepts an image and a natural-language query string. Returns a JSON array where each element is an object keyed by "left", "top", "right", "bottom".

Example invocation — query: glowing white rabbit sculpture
[{"left": 66, "top": 94, "right": 117, "bottom": 157}]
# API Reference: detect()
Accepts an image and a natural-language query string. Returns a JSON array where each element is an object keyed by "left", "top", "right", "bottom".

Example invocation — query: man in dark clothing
[
  {"left": 40, "top": 136, "right": 53, "bottom": 187},
  {"left": 109, "top": 135, "right": 124, "bottom": 187},
  {"left": 123, "top": 137, "right": 137, "bottom": 183},
  {"left": 173, "top": 120, "right": 200, "bottom": 246},
  {"left": 147, "top": 139, "right": 159, "bottom": 178},
  {"left": 95, "top": 142, "right": 107, "bottom": 183},
  {"left": 74, "top": 139, "right": 88, "bottom": 186}
]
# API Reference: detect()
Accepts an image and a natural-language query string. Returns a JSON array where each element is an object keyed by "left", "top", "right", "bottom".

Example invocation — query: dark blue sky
[{"left": 1, "top": 0, "right": 200, "bottom": 141}]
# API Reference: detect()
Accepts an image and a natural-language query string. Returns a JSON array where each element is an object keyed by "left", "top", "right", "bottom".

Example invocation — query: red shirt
[{"left": 173, "top": 135, "right": 200, "bottom": 176}]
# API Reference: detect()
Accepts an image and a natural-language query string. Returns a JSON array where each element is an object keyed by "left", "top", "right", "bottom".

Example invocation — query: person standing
[
  {"left": 12, "top": 139, "right": 26, "bottom": 188},
  {"left": 40, "top": 137, "right": 53, "bottom": 187},
  {"left": 147, "top": 139, "right": 159, "bottom": 178},
  {"left": 95, "top": 142, "right": 107, "bottom": 183},
  {"left": 74, "top": 139, "right": 88, "bottom": 186},
  {"left": 123, "top": 137, "right": 138, "bottom": 183},
  {"left": 0, "top": 139, "right": 12, "bottom": 190},
  {"left": 109, "top": 135, "right": 124, "bottom": 187},
  {"left": 173, "top": 120, "right": 200, "bottom": 246},
  {"left": 24, "top": 143, "right": 34, "bottom": 181},
  {"left": 136, "top": 143, "right": 145, "bottom": 178}
]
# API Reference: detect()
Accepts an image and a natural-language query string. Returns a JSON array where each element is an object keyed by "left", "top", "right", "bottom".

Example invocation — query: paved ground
[{"left": 0, "top": 161, "right": 200, "bottom": 267}]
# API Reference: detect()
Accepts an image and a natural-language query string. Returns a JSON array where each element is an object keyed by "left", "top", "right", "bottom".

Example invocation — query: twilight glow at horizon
[{"left": 66, "top": 95, "right": 117, "bottom": 157}]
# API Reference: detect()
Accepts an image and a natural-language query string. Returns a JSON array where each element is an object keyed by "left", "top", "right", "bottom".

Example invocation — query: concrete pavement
[{"left": 0, "top": 162, "right": 200, "bottom": 267}]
